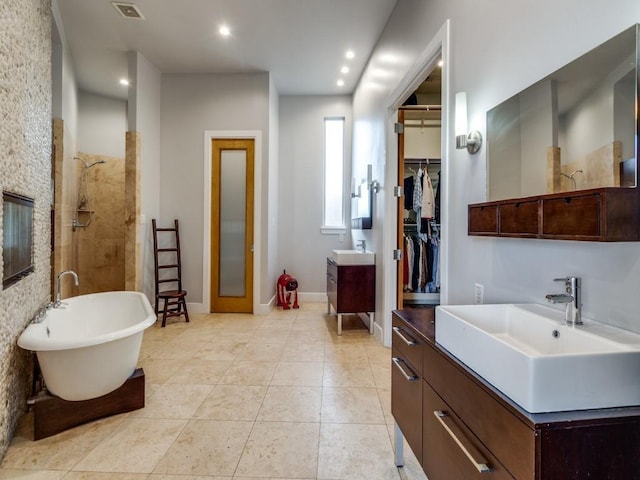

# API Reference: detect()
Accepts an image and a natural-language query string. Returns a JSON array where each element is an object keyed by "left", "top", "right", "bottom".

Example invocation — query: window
[{"left": 323, "top": 117, "right": 345, "bottom": 232}]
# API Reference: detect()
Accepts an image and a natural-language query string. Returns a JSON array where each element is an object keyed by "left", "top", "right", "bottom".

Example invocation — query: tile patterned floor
[{"left": 1, "top": 303, "right": 428, "bottom": 480}]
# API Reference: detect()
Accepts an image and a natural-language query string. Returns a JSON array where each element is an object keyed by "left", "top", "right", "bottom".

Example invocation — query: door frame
[
  {"left": 203, "top": 130, "right": 262, "bottom": 314},
  {"left": 381, "top": 20, "right": 450, "bottom": 347}
]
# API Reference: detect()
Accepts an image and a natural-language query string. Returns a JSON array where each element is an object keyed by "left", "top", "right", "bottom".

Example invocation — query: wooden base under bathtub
[{"left": 32, "top": 368, "right": 145, "bottom": 440}]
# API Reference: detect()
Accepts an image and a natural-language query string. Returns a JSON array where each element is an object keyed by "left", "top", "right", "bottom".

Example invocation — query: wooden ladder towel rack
[{"left": 152, "top": 219, "right": 189, "bottom": 327}]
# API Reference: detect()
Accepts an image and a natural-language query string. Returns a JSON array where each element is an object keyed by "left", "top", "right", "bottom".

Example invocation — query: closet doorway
[
  {"left": 397, "top": 65, "right": 442, "bottom": 308},
  {"left": 210, "top": 138, "right": 255, "bottom": 313}
]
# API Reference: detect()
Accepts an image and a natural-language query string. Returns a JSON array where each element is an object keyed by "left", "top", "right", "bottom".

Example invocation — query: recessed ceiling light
[
  {"left": 119, "top": 78, "right": 130, "bottom": 86},
  {"left": 340, "top": 66, "right": 349, "bottom": 74},
  {"left": 337, "top": 79, "right": 345, "bottom": 87},
  {"left": 345, "top": 50, "right": 355, "bottom": 60},
  {"left": 219, "top": 25, "right": 231, "bottom": 37}
]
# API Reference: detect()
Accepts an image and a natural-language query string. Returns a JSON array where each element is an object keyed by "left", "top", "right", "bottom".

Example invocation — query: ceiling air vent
[{"left": 112, "top": 2, "right": 144, "bottom": 19}]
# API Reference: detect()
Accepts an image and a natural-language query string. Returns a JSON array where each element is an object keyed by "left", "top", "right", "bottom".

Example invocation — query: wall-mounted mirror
[
  {"left": 351, "top": 179, "right": 372, "bottom": 229},
  {"left": 487, "top": 24, "right": 638, "bottom": 201}
]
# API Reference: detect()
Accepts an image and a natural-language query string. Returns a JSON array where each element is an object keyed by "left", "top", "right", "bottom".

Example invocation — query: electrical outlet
[
  {"left": 338, "top": 234, "right": 344, "bottom": 242},
  {"left": 474, "top": 283, "right": 484, "bottom": 304}
]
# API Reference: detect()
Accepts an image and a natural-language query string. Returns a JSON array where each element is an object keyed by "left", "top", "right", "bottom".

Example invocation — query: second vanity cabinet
[
  {"left": 391, "top": 308, "right": 640, "bottom": 480},
  {"left": 326, "top": 258, "right": 375, "bottom": 335}
]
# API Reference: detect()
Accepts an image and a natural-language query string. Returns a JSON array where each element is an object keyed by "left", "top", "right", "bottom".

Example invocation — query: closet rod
[{"left": 405, "top": 158, "right": 441, "bottom": 165}]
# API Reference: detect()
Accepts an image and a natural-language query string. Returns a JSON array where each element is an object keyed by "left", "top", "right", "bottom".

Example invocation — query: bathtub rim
[{"left": 17, "top": 291, "right": 156, "bottom": 352}]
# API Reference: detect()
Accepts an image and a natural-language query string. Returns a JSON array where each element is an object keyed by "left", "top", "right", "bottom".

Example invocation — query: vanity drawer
[
  {"left": 423, "top": 343, "right": 534, "bottom": 479},
  {"left": 392, "top": 317, "right": 423, "bottom": 375},
  {"left": 499, "top": 200, "right": 539, "bottom": 236},
  {"left": 468, "top": 204, "right": 498, "bottom": 235},
  {"left": 391, "top": 356, "right": 422, "bottom": 463},
  {"left": 542, "top": 194, "right": 601, "bottom": 238},
  {"left": 422, "top": 380, "right": 514, "bottom": 480}
]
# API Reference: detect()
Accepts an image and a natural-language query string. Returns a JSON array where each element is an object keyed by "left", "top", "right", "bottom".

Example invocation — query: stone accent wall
[{"left": 0, "top": 0, "right": 51, "bottom": 459}]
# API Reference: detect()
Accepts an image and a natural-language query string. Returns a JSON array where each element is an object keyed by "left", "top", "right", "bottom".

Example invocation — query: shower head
[
  {"left": 87, "top": 160, "right": 107, "bottom": 168},
  {"left": 74, "top": 157, "right": 107, "bottom": 169}
]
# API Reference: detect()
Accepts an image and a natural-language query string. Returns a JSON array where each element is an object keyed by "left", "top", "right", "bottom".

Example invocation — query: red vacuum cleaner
[{"left": 276, "top": 270, "right": 299, "bottom": 309}]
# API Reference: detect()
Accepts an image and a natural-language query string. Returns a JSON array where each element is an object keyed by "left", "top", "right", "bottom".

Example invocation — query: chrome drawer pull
[
  {"left": 392, "top": 326, "right": 417, "bottom": 346},
  {"left": 433, "top": 411, "right": 491, "bottom": 473},
  {"left": 392, "top": 357, "right": 418, "bottom": 381}
]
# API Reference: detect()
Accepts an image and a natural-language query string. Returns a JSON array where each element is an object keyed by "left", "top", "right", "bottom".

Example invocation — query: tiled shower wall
[
  {"left": 75, "top": 153, "right": 126, "bottom": 293},
  {"left": 0, "top": 0, "right": 51, "bottom": 459}
]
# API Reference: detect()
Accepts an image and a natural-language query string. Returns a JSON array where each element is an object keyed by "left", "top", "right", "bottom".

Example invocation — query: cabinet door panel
[
  {"left": 542, "top": 194, "right": 601, "bottom": 237},
  {"left": 422, "top": 381, "right": 514, "bottom": 480},
  {"left": 423, "top": 344, "right": 534, "bottom": 479},
  {"left": 469, "top": 205, "right": 498, "bottom": 234},
  {"left": 392, "top": 317, "right": 423, "bottom": 375},
  {"left": 391, "top": 356, "right": 422, "bottom": 463},
  {"left": 499, "top": 200, "right": 539, "bottom": 235}
]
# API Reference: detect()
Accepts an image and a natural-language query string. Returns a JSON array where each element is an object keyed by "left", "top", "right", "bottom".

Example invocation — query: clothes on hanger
[
  {"left": 403, "top": 175, "right": 414, "bottom": 210},
  {"left": 402, "top": 231, "right": 438, "bottom": 293}
]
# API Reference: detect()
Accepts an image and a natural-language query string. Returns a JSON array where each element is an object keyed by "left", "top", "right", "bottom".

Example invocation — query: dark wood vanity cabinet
[
  {"left": 468, "top": 187, "right": 640, "bottom": 241},
  {"left": 326, "top": 258, "right": 375, "bottom": 334},
  {"left": 391, "top": 309, "right": 640, "bottom": 480},
  {"left": 326, "top": 258, "right": 375, "bottom": 314}
]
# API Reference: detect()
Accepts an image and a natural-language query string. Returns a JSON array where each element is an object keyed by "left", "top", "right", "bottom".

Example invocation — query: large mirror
[{"left": 487, "top": 24, "right": 638, "bottom": 201}]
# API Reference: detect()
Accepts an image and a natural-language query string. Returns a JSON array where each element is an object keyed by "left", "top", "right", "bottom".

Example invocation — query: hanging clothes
[
  {"left": 421, "top": 171, "right": 435, "bottom": 219},
  {"left": 403, "top": 230, "right": 436, "bottom": 293},
  {"left": 403, "top": 175, "right": 414, "bottom": 211},
  {"left": 412, "top": 167, "right": 422, "bottom": 213}
]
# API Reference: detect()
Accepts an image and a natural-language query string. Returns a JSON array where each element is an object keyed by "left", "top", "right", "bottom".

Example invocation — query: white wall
[
  {"left": 160, "top": 72, "right": 271, "bottom": 306},
  {"left": 278, "top": 96, "right": 353, "bottom": 295},
  {"left": 78, "top": 91, "right": 127, "bottom": 157},
  {"left": 267, "top": 76, "right": 280, "bottom": 303},
  {"left": 404, "top": 123, "right": 441, "bottom": 159},
  {"left": 128, "top": 52, "right": 162, "bottom": 302},
  {"left": 355, "top": 0, "right": 640, "bottom": 338}
]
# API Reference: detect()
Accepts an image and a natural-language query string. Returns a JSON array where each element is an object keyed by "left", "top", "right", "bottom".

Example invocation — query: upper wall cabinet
[{"left": 470, "top": 24, "right": 640, "bottom": 241}]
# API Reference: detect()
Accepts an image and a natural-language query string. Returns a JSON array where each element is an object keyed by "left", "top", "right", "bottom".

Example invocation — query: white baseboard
[
  {"left": 189, "top": 292, "right": 328, "bottom": 316},
  {"left": 298, "top": 292, "right": 328, "bottom": 303},
  {"left": 186, "top": 302, "right": 208, "bottom": 314}
]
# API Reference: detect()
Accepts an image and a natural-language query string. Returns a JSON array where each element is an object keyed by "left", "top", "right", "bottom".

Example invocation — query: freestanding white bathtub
[{"left": 18, "top": 291, "right": 155, "bottom": 401}]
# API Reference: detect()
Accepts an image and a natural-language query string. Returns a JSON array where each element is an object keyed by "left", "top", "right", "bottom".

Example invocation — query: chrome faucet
[
  {"left": 54, "top": 270, "right": 79, "bottom": 307},
  {"left": 545, "top": 276, "right": 582, "bottom": 326},
  {"left": 356, "top": 239, "right": 366, "bottom": 252},
  {"left": 32, "top": 303, "right": 53, "bottom": 323}
]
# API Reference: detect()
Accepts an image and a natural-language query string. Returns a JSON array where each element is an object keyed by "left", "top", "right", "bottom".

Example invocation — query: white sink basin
[
  {"left": 436, "top": 304, "right": 640, "bottom": 413},
  {"left": 331, "top": 249, "right": 375, "bottom": 265}
]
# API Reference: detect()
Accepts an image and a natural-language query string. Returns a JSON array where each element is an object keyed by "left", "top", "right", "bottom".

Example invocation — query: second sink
[
  {"left": 332, "top": 249, "right": 375, "bottom": 265},
  {"left": 436, "top": 303, "right": 640, "bottom": 413}
]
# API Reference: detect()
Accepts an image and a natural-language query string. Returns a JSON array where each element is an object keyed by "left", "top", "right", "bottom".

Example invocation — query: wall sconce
[
  {"left": 367, "top": 164, "right": 380, "bottom": 193},
  {"left": 455, "top": 92, "right": 482, "bottom": 154}
]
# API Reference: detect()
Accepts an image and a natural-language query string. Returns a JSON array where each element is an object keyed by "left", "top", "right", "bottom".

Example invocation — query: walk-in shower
[{"left": 72, "top": 157, "right": 107, "bottom": 230}]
